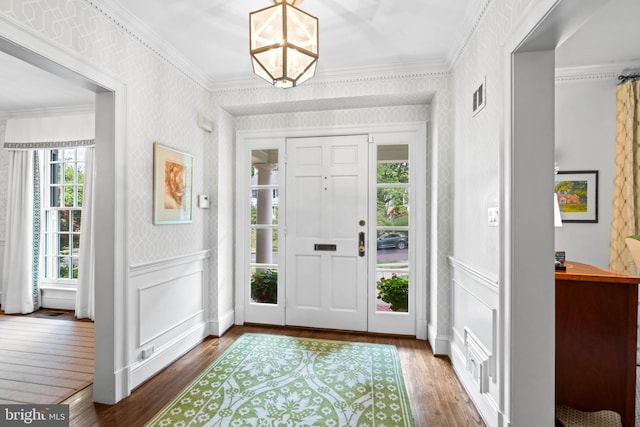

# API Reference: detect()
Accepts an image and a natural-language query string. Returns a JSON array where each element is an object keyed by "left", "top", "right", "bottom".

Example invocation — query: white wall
[
  {"left": 554, "top": 76, "right": 617, "bottom": 269},
  {"left": 450, "top": 0, "right": 541, "bottom": 425}
]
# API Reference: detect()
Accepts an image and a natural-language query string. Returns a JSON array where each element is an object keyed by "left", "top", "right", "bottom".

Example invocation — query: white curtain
[
  {"left": 1, "top": 151, "right": 38, "bottom": 314},
  {"left": 76, "top": 146, "right": 95, "bottom": 320}
]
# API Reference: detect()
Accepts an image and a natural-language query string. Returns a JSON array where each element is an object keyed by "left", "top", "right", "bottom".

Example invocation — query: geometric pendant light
[{"left": 249, "top": 0, "right": 319, "bottom": 88}]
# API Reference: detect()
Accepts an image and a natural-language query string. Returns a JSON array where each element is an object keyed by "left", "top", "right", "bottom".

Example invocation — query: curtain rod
[{"left": 618, "top": 73, "right": 640, "bottom": 83}]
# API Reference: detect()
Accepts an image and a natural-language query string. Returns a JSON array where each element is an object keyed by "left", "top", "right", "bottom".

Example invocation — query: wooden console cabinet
[{"left": 555, "top": 261, "right": 639, "bottom": 426}]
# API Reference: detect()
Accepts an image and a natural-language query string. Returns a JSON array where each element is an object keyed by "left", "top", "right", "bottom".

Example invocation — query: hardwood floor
[
  {"left": 65, "top": 324, "right": 485, "bottom": 427},
  {"left": 0, "top": 312, "right": 94, "bottom": 404}
]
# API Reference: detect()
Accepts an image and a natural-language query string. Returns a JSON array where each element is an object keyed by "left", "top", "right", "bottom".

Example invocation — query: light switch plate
[
  {"left": 198, "top": 194, "right": 210, "bottom": 209},
  {"left": 488, "top": 207, "right": 499, "bottom": 227}
]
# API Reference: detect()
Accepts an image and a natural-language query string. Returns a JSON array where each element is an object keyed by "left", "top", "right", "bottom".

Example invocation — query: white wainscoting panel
[
  {"left": 128, "top": 250, "right": 209, "bottom": 390},
  {"left": 138, "top": 271, "right": 203, "bottom": 345},
  {"left": 449, "top": 256, "right": 500, "bottom": 427},
  {"left": 40, "top": 286, "right": 76, "bottom": 310}
]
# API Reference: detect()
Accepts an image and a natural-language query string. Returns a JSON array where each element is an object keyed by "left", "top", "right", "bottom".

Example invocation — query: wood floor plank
[
  {"left": 0, "top": 327, "right": 95, "bottom": 347},
  {"left": 0, "top": 363, "right": 93, "bottom": 382},
  {"left": 0, "top": 321, "right": 94, "bottom": 338},
  {"left": 0, "top": 350, "right": 93, "bottom": 370},
  {"left": 0, "top": 379, "right": 74, "bottom": 399},
  {"left": 0, "top": 338, "right": 94, "bottom": 359},
  {"left": 0, "top": 368, "right": 90, "bottom": 389},
  {"left": 0, "top": 314, "right": 94, "bottom": 327},
  {"left": 0, "top": 314, "right": 94, "bottom": 405},
  {"left": 0, "top": 388, "right": 71, "bottom": 405}
]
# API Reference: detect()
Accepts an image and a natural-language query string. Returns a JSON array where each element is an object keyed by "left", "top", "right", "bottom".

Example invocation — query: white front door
[{"left": 285, "top": 135, "right": 369, "bottom": 331}]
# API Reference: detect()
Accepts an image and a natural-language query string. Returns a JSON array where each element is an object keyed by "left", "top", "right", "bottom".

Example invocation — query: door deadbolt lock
[{"left": 358, "top": 232, "right": 365, "bottom": 257}]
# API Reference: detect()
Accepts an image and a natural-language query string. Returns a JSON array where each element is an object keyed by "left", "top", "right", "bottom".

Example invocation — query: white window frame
[{"left": 41, "top": 147, "right": 85, "bottom": 286}]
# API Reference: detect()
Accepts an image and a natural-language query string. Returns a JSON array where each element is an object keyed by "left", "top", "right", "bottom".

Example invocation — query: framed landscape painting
[
  {"left": 153, "top": 142, "right": 193, "bottom": 224},
  {"left": 554, "top": 170, "right": 598, "bottom": 223}
]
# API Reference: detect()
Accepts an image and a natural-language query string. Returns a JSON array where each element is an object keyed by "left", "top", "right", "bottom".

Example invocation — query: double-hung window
[{"left": 43, "top": 148, "right": 85, "bottom": 283}]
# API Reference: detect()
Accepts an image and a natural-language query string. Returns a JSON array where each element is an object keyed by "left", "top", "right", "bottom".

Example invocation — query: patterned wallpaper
[
  {"left": 233, "top": 105, "right": 429, "bottom": 130},
  {"left": 451, "top": 0, "right": 534, "bottom": 277},
  {"left": 0, "top": 0, "right": 213, "bottom": 265}
]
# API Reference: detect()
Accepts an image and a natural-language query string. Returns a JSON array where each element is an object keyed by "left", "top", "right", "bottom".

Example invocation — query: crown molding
[
  {"left": 555, "top": 60, "right": 640, "bottom": 82},
  {"left": 0, "top": 104, "right": 95, "bottom": 120},
  {"left": 447, "top": 0, "right": 493, "bottom": 70},
  {"left": 85, "top": 0, "right": 210, "bottom": 90},
  {"left": 210, "top": 60, "right": 450, "bottom": 93}
]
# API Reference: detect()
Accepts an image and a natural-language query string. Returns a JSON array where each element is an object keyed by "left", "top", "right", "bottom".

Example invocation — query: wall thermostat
[{"left": 198, "top": 194, "right": 210, "bottom": 209}]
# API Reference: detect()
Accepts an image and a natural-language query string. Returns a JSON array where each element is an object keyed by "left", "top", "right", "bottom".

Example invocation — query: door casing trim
[{"left": 234, "top": 122, "right": 428, "bottom": 338}]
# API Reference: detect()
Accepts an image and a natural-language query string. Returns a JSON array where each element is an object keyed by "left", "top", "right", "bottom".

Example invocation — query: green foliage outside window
[
  {"left": 377, "top": 162, "right": 408, "bottom": 183},
  {"left": 376, "top": 274, "right": 409, "bottom": 312},
  {"left": 59, "top": 263, "right": 79, "bottom": 279},
  {"left": 251, "top": 269, "right": 278, "bottom": 304},
  {"left": 376, "top": 162, "right": 409, "bottom": 226}
]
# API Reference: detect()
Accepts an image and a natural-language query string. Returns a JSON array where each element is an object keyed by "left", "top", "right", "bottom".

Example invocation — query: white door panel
[{"left": 286, "top": 135, "right": 368, "bottom": 331}]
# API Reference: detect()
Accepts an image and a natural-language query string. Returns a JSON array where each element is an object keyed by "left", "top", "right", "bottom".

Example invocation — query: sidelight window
[
  {"left": 375, "top": 144, "right": 410, "bottom": 313},
  {"left": 249, "top": 149, "right": 279, "bottom": 304}
]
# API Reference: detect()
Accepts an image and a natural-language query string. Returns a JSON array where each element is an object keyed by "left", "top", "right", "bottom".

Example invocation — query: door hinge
[{"left": 367, "top": 134, "right": 374, "bottom": 144}]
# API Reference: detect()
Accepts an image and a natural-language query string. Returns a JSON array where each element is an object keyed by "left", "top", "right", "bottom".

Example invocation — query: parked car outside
[{"left": 376, "top": 232, "right": 408, "bottom": 249}]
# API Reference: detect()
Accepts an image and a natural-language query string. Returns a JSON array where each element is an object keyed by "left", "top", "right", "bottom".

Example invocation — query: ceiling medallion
[{"left": 249, "top": 0, "right": 319, "bottom": 88}]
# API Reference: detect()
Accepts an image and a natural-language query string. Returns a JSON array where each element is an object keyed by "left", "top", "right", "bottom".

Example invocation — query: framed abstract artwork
[
  {"left": 153, "top": 142, "right": 193, "bottom": 224},
  {"left": 554, "top": 170, "right": 598, "bottom": 223}
]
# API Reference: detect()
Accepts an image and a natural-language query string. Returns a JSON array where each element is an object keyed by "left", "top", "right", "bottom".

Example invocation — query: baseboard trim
[
  {"left": 128, "top": 321, "right": 208, "bottom": 390},
  {"left": 428, "top": 322, "right": 450, "bottom": 355},
  {"left": 450, "top": 340, "right": 499, "bottom": 427},
  {"left": 209, "top": 309, "right": 235, "bottom": 337},
  {"left": 417, "top": 318, "right": 428, "bottom": 341}
]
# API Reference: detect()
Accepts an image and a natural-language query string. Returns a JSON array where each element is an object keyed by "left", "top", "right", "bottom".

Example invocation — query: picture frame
[
  {"left": 153, "top": 142, "right": 193, "bottom": 224},
  {"left": 554, "top": 170, "right": 598, "bottom": 223}
]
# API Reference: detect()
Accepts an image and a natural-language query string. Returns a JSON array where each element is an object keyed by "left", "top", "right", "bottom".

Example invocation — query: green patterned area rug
[{"left": 145, "top": 333, "right": 414, "bottom": 426}]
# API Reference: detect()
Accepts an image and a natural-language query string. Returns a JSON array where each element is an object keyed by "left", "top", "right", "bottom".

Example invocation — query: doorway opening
[
  {"left": 0, "top": 33, "right": 125, "bottom": 404},
  {"left": 235, "top": 124, "right": 426, "bottom": 336}
]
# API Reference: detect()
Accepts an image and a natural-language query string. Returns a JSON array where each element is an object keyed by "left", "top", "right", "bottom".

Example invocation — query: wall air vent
[{"left": 472, "top": 77, "right": 486, "bottom": 116}]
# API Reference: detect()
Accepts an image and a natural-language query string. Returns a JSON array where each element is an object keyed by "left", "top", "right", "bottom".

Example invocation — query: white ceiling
[
  {"left": 0, "top": 50, "right": 94, "bottom": 116},
  {"left": 0, "top": 0, "right": 639, "bottom": 116},
  {"left": 556, "top": 0, "right": 640, "bottom": 70},
  {"left": 100, "top": 0, "right": 483, "bottom": 87}
]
